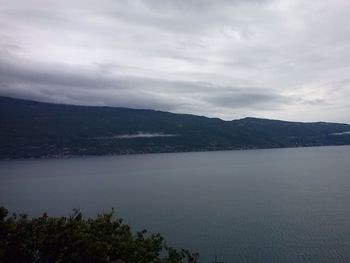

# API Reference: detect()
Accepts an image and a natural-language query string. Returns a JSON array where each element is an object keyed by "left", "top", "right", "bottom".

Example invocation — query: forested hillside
[{"left": 1, "top": 96, "right": 350, "bottom": 159}]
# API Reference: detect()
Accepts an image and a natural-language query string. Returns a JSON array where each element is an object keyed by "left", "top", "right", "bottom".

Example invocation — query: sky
[{"left": 0, "top": 0, "right": 349, "bottom": 122}]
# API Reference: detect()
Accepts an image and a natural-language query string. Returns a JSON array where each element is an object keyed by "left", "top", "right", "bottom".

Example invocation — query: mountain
[{"left": 1, "top": 96, "right": 350, "bottom": 159}]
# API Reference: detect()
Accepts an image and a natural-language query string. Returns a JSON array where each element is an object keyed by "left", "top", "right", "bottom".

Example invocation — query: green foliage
[{"left": 0, "top": 206, "right": 191, "bottom": 263}]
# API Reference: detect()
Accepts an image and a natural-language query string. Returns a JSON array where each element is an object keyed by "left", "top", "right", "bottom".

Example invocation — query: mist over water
[{"left": 1, "top": 146, "right": 350, "bottom": 263}]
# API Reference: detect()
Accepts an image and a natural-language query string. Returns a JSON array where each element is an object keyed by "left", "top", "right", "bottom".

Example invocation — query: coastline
[{"left": 2, "top": 143, "right": 350, "bottom": 161}]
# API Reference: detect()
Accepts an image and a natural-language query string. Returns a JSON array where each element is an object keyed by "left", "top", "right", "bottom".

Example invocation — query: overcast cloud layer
[{"left": 0, "top": 0, "right": 349, "bottom": 122}]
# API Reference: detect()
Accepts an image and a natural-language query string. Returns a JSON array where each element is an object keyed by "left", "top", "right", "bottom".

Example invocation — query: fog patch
[
  {"left": 331, "top": 131, "right": 350, "bottom": 136},
  {"left": 95, "top": 133, "right": 178, "bottom": 139}
]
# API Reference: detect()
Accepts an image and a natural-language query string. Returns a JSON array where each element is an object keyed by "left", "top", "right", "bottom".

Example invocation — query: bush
[{"left": 0, "top": 206, "right": 195, "bottom": 263}]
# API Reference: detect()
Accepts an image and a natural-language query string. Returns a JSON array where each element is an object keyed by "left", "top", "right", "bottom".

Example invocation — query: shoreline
[{"left": 2, "top": 143, "right": 350, "bottom": 161}]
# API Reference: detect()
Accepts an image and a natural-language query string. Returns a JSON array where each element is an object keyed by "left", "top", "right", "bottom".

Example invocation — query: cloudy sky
[{"left": 0, "top": 0, "right": 350, "bottom": 122}]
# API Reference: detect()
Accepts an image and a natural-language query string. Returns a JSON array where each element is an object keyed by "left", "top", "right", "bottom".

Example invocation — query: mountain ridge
[
  {"left": 1, "top": 95, "right": 347, "bottom": 124},
  {"left": 1, "top": 96, "right": 350, "bottom": 159}
]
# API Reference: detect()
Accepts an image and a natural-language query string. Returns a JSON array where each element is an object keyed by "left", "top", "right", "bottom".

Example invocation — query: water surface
[{"left": 1, "top": 146, "right": 350, "bottom": 262}]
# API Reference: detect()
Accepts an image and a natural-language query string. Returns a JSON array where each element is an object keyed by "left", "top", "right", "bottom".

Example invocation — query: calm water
[{"left": 1, "top": 146, "right": 350, "bottom": 262}]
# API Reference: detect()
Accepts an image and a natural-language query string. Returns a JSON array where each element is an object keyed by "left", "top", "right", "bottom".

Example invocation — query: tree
[{"left": 0, "top": 206, "right": 192, "bottom": 263}]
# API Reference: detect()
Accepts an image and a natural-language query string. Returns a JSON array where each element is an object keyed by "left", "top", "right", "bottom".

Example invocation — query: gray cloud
[
  {"left": 0, "top": 0, "right": 350, "bottom": 122},
  {"left": 0, "top": 53, "right": 291, "bottom": 114},
  {"left": 206, "top": 91, "right": 291, "bottom": 110}
]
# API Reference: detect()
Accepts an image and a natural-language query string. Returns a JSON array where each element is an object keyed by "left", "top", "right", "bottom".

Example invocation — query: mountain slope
[{"left": 1, "top": 96, "right": 350, "bottom": 159}]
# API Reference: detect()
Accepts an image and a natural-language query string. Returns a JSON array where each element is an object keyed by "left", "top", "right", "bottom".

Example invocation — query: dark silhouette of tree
[{"left": 0, "top": 206, "right": 194, "bottom": 263}]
